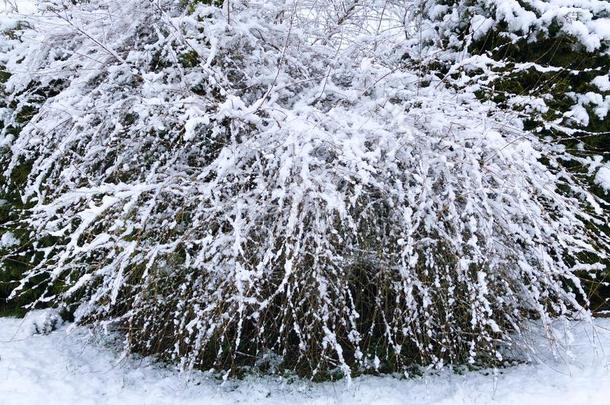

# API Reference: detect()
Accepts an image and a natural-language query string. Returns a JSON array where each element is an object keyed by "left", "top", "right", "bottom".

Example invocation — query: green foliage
[{"left": 179, "top": 50, "right": 200, "bottom": 68}]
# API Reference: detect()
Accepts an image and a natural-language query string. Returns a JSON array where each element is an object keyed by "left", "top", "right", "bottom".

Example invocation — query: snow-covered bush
[
  {"left": 420, "top": 0, "right": 610, "bottom": 134},
  {"left": 1, "top": 0, "right": 608, "bottom": 378},
  {"left": 419, "top": 0, "right": 610, "bottom": 312}
]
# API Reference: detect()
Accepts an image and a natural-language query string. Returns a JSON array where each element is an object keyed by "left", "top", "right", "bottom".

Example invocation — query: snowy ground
[
  {"left": 0, "top": 0, "right": 37, "bottom": 14},
  {"left": 0, "top": 1, "right": 609, "bottom": 403},
  {"left": 1, "top": 314, "right": 609, "bottom": 405}
]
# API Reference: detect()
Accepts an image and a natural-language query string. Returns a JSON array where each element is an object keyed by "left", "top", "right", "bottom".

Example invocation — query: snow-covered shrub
[
  {"left": 28, "top": 308, "right": 64, "bottom": 335},
  {"left": 419, "top": 0, "right": 610, "bottom": 312},
  {"left": 419, "top": 0, "right": 610, "bottom": 167},
  {"left": 1, "top": 0, "right": 608, "bottom": 378}
]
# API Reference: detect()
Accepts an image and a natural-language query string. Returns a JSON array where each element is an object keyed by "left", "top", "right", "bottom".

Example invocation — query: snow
[
  {"left": 595, "top": 164, "right": 610, "bottom": 192},
  {"left": 1, "top": 313, "right": 610, "bottom": 405},
  {"left": 0, "top": 231, "right": 19, "bottom": 248},
  {"left": 592, "top": 75, "right": 610, "bottom": 92}
]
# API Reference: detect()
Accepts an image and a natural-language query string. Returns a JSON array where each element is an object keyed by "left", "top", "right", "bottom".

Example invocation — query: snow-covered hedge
[
  {"left": 1, "top": 0, "right": 608, "bottom": 378},
  {"left": 420, "top": 0, "right": 610, "bottom": 160},
  {"left": 419, "top": 0, "right": 610, "bottom": 311}
]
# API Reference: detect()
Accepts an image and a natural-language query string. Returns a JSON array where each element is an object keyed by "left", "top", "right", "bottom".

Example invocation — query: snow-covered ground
[
  {"left": 0, "top": 0, "right": 37, "bottom": 14},
  {"left": 1, "top": 314, "right": 609, "bottom": 405}
]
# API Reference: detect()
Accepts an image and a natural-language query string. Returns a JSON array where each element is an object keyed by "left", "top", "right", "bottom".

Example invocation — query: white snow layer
[
  {"left": 595, "top": 164, "right": 610, "bottom": 192},
  {"left": 592, "top": 75, "right": 610, "bottom": 92},
  {"left": 1, "top": 313, "right": 610, "bottom": 405},
  {"left": 0, "top": 231, "right": 19, "bottom": 248}
]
